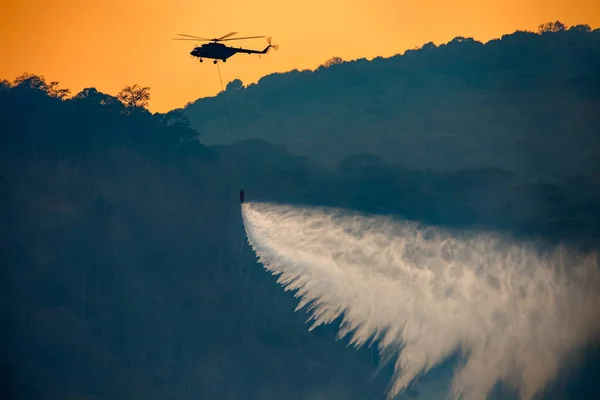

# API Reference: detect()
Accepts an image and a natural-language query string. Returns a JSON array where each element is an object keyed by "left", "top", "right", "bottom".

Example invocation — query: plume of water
[{"left": 241, "top": 201, "right": 600, "bottom": 400}]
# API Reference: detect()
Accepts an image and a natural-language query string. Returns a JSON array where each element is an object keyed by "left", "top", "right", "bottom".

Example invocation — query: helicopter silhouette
[{"left": 174, "top": 32, "right": 278, "bottom": 63}]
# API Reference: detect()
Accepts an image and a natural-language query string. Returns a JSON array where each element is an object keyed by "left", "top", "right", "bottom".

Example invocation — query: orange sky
[{"left": 2, "top": 0, "right": 599, "bottom": 113}]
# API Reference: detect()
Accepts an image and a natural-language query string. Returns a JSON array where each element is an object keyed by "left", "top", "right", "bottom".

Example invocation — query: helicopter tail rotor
[{"left": 266, "top": 36, "right": 279, "bottom": 52}]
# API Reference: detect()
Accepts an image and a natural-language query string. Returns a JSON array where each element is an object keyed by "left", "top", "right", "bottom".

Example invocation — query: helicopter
[{"left": 174, "top": 32, "right": 278, "bottom": 63}]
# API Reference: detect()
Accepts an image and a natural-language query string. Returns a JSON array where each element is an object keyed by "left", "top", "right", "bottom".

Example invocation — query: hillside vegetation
[
  {"left": 183, "top": 22, "right": 600, "bottom": 181},
  {"left": 2, "top": 21, "right": 600, "bottom": 400}
]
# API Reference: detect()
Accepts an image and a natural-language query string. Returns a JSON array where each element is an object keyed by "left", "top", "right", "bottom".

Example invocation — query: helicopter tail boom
[{"left": 233, "top": 37, "right": 278, "bottom": 55}]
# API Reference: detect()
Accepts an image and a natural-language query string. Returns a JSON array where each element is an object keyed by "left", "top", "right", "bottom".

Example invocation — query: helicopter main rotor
[{"left": 173, "top": 32, "right": 266, "bottom": 42}]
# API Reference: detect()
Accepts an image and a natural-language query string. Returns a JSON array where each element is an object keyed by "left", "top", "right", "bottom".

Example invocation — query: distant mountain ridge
[{"left": 183, "top": 23, "right": 600, "bottom": 182}]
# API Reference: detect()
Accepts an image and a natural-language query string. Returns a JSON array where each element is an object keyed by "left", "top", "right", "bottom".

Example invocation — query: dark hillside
[
  {"left": 1, "top": 76, "right": 397, "bottom": 400},
  {"left": 183, "top": 23, "right": 600, "bottom": 181},
  {"left": 2, "top": 23, "right": 600, "bottom": 398}
]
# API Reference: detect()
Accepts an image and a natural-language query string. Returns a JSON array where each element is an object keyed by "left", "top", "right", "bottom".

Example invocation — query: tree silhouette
[
  {"left": 13, "top": 72, "right": 48, "bottom": 91},
  {"left": 226, "top": 79, "right": 244, "bottom": 91},
  {"left": 538, "top": 21, "right": 566, "bottom": 33},
  {"left": 421, "top": 41, "right": 437, "bottom": 51},
  {"left": 117, "top": 84, "right": 151, "bottom": 112},
  {"left": 72, "top": 87, "right": 125, "bottom": 115},
  {"left": 159, "top": 109, "right": 191, "bottom": 130},
  {"left": 12, "top": 72, "right": 70, "bottom": 99},
  {"left": 322, "top": 56, "right": 344, "bottom": 68},
  {"left": 47, "top": 81, "right": 71, "bottom": 99},
  {"left": 570, "top": 24, "right": 592, "bottom": 32},
  {"left": 74, "top": 87, "right": 121, "bottom": 105}
]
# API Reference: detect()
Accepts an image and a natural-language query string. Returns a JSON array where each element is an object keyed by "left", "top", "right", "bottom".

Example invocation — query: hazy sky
[{"left": 3, "top": 0, "right": 599, "bottom": 113}]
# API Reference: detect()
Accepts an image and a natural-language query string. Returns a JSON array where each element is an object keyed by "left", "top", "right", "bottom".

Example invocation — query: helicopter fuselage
[{"left": 190, "top": 42, "right": 270, "bottom": 62}]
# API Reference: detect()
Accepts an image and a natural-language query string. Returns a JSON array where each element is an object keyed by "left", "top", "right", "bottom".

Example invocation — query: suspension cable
[
  {"left": 215, "top": 62, "right": 240, "bottom": 190},
  {"left": 216, "top": 63, "right": 238, "bottom": 159},
  {"left": 216, "top": 62, "right": 246, "bottom": 254}
]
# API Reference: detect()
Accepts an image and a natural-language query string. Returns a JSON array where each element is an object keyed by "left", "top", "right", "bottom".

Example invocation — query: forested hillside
[
  {"left": 184, "top": 22, "right": 600, "bottom": 181},
  {"left": 2, "top": 21, "right": 600, "bottom": 400},
  {"left": 0, "top": 75, "right": 396, "bottom": 400}
]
